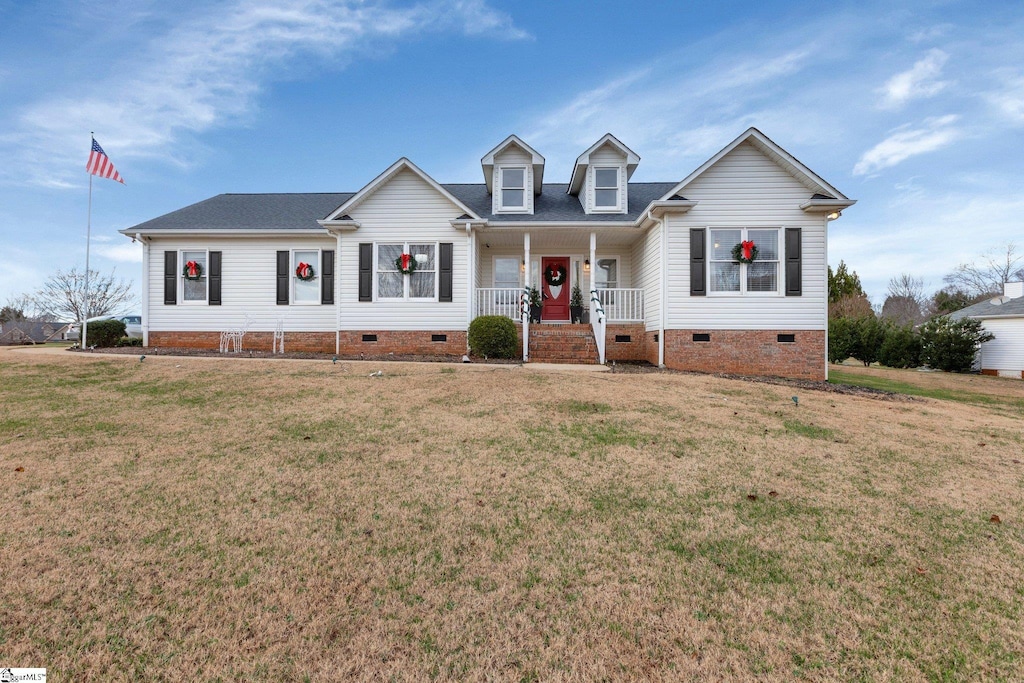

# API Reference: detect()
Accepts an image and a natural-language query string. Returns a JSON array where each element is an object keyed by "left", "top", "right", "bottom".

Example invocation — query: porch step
[{"left": 528, "top": 324, "right": 599, "bottom": 364}]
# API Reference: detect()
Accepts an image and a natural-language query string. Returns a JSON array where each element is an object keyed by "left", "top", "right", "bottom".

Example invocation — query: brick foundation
[
  {"left": 148, "top": 330, "right": 467, "bottom": 357},
  {"left": 604, "top": 324, "right": 647, "bottom": 363},
  {"left": 663, "top": 329, "right": 826, "bottom": 381}
]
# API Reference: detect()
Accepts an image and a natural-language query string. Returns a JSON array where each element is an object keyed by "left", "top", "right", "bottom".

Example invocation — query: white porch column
[
  {"left": 589, "top": 231, "right": 597, "bottom": 293},
  {"left": 523, "top": 232, "right": 531, "bottom": 362}
]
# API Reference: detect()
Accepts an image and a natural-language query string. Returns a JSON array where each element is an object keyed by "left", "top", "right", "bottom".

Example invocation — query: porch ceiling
[{"left": 475, "top": 226, "right": 643, "bottom": 249}]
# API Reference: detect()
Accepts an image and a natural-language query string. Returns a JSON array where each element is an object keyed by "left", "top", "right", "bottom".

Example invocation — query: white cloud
[
  {"left": 2, "top": 0, "right": 527, "bottom": 188},
  {"left": 878, "top": 49, "right": 950, "bottom": 109},
  {"left": 986, "top": 73, "right": 1024, "bottom": 124},
  {"left": 94, "top": 242, "right": 143, "bottom": 263},
  {"left": 852, "top": 115, "right": 960, "bottom": 175}
]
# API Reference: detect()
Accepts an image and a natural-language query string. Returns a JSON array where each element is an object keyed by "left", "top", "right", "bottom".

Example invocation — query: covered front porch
[{"left": 465, "top": 227, "right": 653, "bottom": 363}]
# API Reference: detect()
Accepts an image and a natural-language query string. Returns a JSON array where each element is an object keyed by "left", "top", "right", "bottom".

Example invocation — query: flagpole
[{"left": 83, "top": 133, "right": 93, "bottom": 350}]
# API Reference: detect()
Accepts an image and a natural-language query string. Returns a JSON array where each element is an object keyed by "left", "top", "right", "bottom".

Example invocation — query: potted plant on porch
[
  {"left": 528, "top": 286, "right": 543, "bottom": 323},
  {"left": 570, "top": 281, "right": 584, "bottom": 324}
]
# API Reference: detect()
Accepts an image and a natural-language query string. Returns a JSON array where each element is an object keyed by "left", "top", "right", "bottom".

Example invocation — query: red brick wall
[
  {"left": 663, "top": 329, "right": 826, "bottom": 380},
  {"left": 604, "top": 324, "right": 647, "bottom": 362},
  {"left": 148, "top": 330, "right": 466, "bottom": 357},
  {"left": 337, "top": 331, "right": 466, "bottom": 357}
]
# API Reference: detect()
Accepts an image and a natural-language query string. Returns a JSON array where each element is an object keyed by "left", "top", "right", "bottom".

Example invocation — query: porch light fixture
[
  {"left": 520, "top": 260, "right": 525, "bottom": 272},
  {"left": 583, "top": 259, "right": 590, "bottom": 272},
  {"left": 826, "top": 211, "right": 841, "bottom": 221}
]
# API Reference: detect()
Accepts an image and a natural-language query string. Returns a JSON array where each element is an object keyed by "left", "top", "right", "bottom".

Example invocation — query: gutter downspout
[
  {"left": 466, "top": 222, "right": 474, "bottom": 351},
  {"left": 138, "top": 233, "right": 149, "bottom": 348},
  {"left": 652, "top": 211, "right": 667, "bottom": 368},
  {"left": 335, "top": 229, "right": 342, "bottom": 356}
]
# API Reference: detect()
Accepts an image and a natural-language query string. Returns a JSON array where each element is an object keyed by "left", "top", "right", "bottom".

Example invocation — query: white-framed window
[
  {"left": 493, "top": 257, "right": 521, "bottom": 289},
  {"left": 593, "top": 167, "right": 621, "bottom": 210},
  {"left": 375, "top": 243, "right": 437, "bottom": 300},
  {"left": 180, "top": 249, "right": 208, "bottom": 303},
  {"left": 709, "top": 228, "right": 781, "bottom": 295},
  {"left": 594, "top": 257, "right": 619, "bottom": 289},
  {"left": 498, "top": 167, "right": 526, "bottom": 211},
  {"left": 292, "top": 249, "right": 320, "bottom": 305}
]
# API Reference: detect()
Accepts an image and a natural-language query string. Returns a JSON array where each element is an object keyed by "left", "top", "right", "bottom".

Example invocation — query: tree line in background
[
  {"left": 828, "top": 242, "right": 1020, "bottom": 372},
  {"left": 0, "top": 268, "right": 134, "bottom": 325}
]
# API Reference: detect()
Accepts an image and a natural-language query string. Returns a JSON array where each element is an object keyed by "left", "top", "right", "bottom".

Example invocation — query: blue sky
[{"left": 2, "top": 0, "right": 1023, "bottom": 312}]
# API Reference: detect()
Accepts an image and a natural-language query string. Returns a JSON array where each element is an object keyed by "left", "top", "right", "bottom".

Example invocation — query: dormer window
[
  {"left": 500, "top": 167, "right": 526, "bottom": 210},
  {"left": 594, "top": 168, "right": 620, "bottom": 209}
]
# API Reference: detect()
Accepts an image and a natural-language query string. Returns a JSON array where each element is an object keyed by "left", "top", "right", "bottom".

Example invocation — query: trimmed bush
[
  {"left": 468, "top": 315, "right": 517, "bottom": 359},
  {"left": 920, "top": 315, "right": 994, "bottom": 372},
  {"left": 85, "top": 319, "right": 126, "bottom": 348},
  {"left": 878, "top": 324, "right": 921, "bottom": 369}
]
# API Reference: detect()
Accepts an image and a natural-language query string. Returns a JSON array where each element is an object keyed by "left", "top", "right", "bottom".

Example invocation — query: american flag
[{"left": 86, "top": 138, "right": 125, "bottom": 184}]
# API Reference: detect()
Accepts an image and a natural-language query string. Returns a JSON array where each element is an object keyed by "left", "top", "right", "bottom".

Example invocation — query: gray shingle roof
[
  {"left": 949, "top": 296, "right": 1024, "bottom": 320},
  {"left": 443, "top": 182, "right": 679, "bottom": 222},
  {"left": 126, "top": 193, "right": 354, "bottom": 232},
  {"left": 124, "top": 183, "right": 681, "bottom": 232}
]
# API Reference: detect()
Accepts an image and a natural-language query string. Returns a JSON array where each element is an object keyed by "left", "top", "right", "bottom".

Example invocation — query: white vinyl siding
[
  {"left": 631, "top": 222, "right": 662, "bottom": 329},
  {"left": 340, "top": 168, "right": 467, "bottom": 330},
  {"left": 148, "top": 237, "right": 336, "bottom": 332},
  {"left": 977, "top": 318, "right": 1024, "bottom": 376},
  {"left": 665, "top": 141, "right": 828, "bottom": 330}
]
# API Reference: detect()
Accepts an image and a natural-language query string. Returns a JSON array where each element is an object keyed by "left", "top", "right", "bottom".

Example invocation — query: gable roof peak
[
  {"left": 659, "top": 127, "right": 851, "bottom": 204},
  {"left": 568, "top": 133, "right": 640, "bottom": 195},
  {"left": 481, "top": 134, "right": 545, "bottom": 193},
  {"left": 323, "top": 157, "right": 479, "bottom": 223}
]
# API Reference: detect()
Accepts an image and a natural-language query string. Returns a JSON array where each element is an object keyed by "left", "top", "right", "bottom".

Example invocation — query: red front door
[{"left": 541, "top": 257, "right": 570, "bottom": 321}]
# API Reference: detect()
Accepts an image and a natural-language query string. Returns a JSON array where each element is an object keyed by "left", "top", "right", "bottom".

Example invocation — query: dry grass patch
[{"left": 1, "top": 348, "right": 1023, "bottom": 681}]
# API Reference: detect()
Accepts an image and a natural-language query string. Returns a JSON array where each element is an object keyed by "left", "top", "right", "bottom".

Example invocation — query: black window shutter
[
  {"left": 164, "top": 251, "right": 177, "bottom": 305},
  {"left": 209, "top": 251, "right": 222, "bottom": 305},
  {"left": 358, "top": 243, "right": 372, "bottom": 302},
  {"left": 321, "top": 250, "right": 335, "bottom": 305},
  {"left": 785, "top": 228, "right": 802, "bottom": 296},
  {"left": 276, "top": 251, "right": 289, "bottom": 305},
  {"left": 690, "top": 229, "right": 706, "bottom": 296},
  {"left": 439, "top": 242, "right": 453, "bottom": 302}
]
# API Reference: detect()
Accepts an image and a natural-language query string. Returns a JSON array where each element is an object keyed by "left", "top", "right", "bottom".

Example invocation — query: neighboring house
[
  {"left": 119, "top": 128, "right": 854, "bottom": 380},
  {"left": 0, "top": 321, "right": 70, "bottom": 345},
  {"left": 949, "top": 281, "right": 1024, "bottom": 379}
]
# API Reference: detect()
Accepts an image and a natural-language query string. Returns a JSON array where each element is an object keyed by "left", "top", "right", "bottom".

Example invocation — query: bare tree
[
  {"left": 943, "top": 242, "right": 1024, "bottom": 298},
  {"left": 32, "top": 268, "right": 135, "bottom": 323},
  {"left": 880, "top": 273, "right": 927, "bottom": 325}
]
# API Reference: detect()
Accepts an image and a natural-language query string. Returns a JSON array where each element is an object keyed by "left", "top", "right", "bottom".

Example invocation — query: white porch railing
[
  {"left": 473, "top": 287, "right": 644, "bottom": 323},
  {"left": 590, "top": 289, "right": 606, "bottom": 364},
  {"left": 475, "top": 288, "right": 523, "bottom": 320},
  {"left": 595, "top": 288, "right": 644, "bottom": 322}
]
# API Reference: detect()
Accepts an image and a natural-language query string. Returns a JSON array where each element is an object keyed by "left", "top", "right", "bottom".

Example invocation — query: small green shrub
[
  {"left": 878, "top": 324, "right": 921, "bottom": 369},
  {"left": 468, "top": 315, "right": 517, "bottom": 359},
  {"left": 828, "top": 317, "right": 857, "bottom": 363},
  {"left": 85, "top": 319, "right": 126, "bottom": 348},
  {"left": 919, "top": 315, "right": 994, "bottom": 372},
  {"left": 116, "top": 336, "right": 143, "bottom": 347}
]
